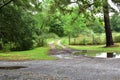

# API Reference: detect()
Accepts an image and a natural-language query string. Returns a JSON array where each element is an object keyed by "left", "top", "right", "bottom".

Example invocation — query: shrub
[
  {"left": 2, "top": 43, "right": 11, "bottom": 52},
  {"left": 114, "top": 35, "right": 120, "bottom": 43},
  {"left": 49, "top": 24, "right": 64, "bottom": 37},
  {"left": 11, "top": 39, "right": 33, "bottom": 51},
  {"left": 36, "top": 39, "right": 47, "bottom": 47}
]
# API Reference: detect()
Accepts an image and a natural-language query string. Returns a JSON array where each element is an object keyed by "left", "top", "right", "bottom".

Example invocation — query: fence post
[
  {"left": 68, "top": 35, "right": 70, "bottom": 45},
  {"left": 42, "top": 39, "right": 44, "bottom": 46},
  {"left": 92, "top": 34, "right": 95, "bottom": 45},
  {"left": 74, "top": 38, "right": 76, "bottom": 45}
]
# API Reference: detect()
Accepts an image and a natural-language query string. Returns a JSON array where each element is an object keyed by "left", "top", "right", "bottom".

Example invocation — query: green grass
[
  {"left": 61, "top": 37, "right": 69, "bottom": 45},
  {"left": 0, "top": 47, "right": 57, "bottom": 61},
  {"left": 60, "top": 36, "right": 120, "bottom": 52},
  {"left": 46, "top": 38, "right": 59, "bottom": 43},
  {"left": 69, "top": 44, "right": 120, "bottom": 52}
]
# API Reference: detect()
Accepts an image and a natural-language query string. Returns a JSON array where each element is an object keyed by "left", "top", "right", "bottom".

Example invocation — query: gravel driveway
[
  {"left": 0, "top": 57, "right": 120, "bottom": 80},
  {"left": 0, "top": 41, "right": 120, "bottom": 80}
]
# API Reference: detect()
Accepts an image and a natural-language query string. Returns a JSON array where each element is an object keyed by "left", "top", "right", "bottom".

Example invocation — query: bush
[
  {"left": 34, "top": 33, "right": 58, "bottom": 47},
  {"left": 2, "top": 43, "right": 11, "bottom": 52},
  {"left": 36, "top": 39, "right": 47, "bottom": 47},
  {"left": 114, "top": 35, "right": 120, "bottom": 43},
  {"left": 11, "top": 39, "right": 33, "bottom": 51},
  {"left": 49, "top": 24, "right": 64, "bottom": 37}
]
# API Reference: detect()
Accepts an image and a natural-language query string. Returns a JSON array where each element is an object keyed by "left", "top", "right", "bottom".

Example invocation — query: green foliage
[
  {"left": 0, "top": 5, "right": 36, "bottom": 51},
  {"left": 87, "top": 18, "right": 104, "bottom": 33},
  {"left": 49, "top": 24, "right": 64, "bottom": 37},
  {"left": 81, "top": 38, "right": 88, "bottom": 45},
  {"left": 33, "top": 3, "right": 62, "bottom": 45},
  {"left": 92, "top": 36, "right": 105, "bottom": 45},
  {"left": 33, "top": 33, "right": 59, "bottom": 47},
  {"left": 62, "top": 13, "right": 86, "bottom": 37},
  {"left": 34, "top": 36, "right": 47, "bottom": 47},
  {"left": 11, "top": 39, "right": 34, "bottom": 51},
  {"left": 2, "top": 43, "right": 11, "bottom": 52},
  {"left": 114, "top": 35, "right": 120, "bottom": 43},
  {"left": 0, "top": 0, "right": 42, "bottom": 12},
  {"left": 111, "top": 14, "right": 120, "bottom": 32},
  {"left": 1, "top": 0, "right": 119, "bottom": 51},
  {"left": 46, "top": 33, "right": 59, "bottom": 38},
  {"left": 60, "top": 37, "right": 69, "bottom": 45},
  {"left": 94, "top": 0, "right": 103, "bottom": 7}
]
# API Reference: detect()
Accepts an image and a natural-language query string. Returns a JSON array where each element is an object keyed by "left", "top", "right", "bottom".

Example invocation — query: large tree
[{"left": 103, "top": 0, "right": 114, "bottom": 46}]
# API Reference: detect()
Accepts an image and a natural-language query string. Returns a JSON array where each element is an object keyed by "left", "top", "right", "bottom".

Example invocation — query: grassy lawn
[
  {"left": 60, "top": 37, "right": 120, "bottom": 52},
  {"left": 69, "top": 44, "right": 120, "bottom": 52},
  {"left": 0, "top": 47, "right": 57, "bottom": 61}
]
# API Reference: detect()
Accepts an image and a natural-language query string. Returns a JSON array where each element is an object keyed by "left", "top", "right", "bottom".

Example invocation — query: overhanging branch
[{"left": 0, "top": 0, "right": 13, "bottom": 9}]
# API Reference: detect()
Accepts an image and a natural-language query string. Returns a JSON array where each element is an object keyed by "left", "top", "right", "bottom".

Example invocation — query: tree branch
[
  {"left": 0, "top": 0, "right": 13, "bottom": 9},
  {"left": 71, "top": 3, "right": 94, "bottom": 23}
]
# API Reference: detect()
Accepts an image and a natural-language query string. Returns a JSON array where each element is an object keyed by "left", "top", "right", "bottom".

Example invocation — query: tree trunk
[{"left": 103, "top": 0, "right": 114, "bottom": 47}]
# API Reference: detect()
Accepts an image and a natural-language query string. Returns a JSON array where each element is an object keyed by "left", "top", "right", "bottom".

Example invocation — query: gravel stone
[{"left": 0, "top": 57, "right": 120, "bottom": 80}]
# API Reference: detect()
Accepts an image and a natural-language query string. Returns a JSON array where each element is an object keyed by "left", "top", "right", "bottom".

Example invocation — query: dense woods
[{"left": 0, "top": 0, "right": 120, "bottom": 51}]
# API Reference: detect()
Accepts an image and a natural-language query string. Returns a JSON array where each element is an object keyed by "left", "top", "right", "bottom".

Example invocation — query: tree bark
[{"left": 103, "top": 0, "right": 114, "bottom": 47}]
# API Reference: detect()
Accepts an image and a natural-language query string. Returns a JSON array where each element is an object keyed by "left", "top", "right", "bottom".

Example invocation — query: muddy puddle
[
  {"left": 0, "top": 66, "right": 27, "bottom": 70},
  {"left": 52, "top": 51, "right": 120, "bottom": 59},
  {"left": 74, "top": 51, "right": 120, "bottom": 58}
]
